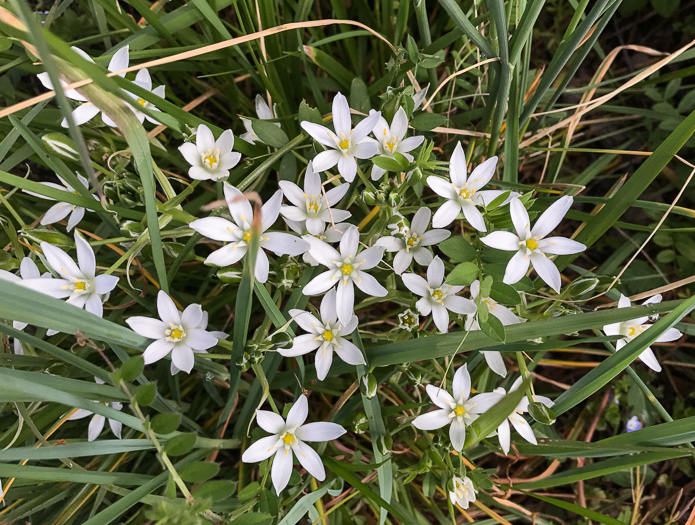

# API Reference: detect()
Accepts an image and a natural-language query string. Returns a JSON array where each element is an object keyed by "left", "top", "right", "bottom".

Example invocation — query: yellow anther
[
  {"left": 525, "top": 238, "right": 538, "bottom": 251},
  {"left": 282, "top": 433, "right": 295, "bottom": 445},
  {"left": 406, "top": 237, "right": 417, "bottom": 247},
  {"left": 204, "top": 155, "right": 217, "bottom": 168},
  {"left": 454, "top": 405, "right": 465, "bottom": 417},
  {"left": 459, "top": 187, "right": 475, "bottom": 199},
  {"left": 432, "top": 290, "right": 444, "bottom": 301},
  {"left": 322, "top": 330, "right": 334, "bottom": 341},
  {"left": 137, "top": 98, "right": 146, "bottom": 107},
  {"left": 308, "top": 202, "right": 319, "bottom": 212},
  {"left": 170, "top": 328, "right": 183, "bottom": 340},
  {"left": 74, "top": 281, "right": 86, "bottom": 291},
  {"left": 341, "top": 263, "right": 353, "bottom": 275},
  {"left": 339, "top": 139, "right": 350, "bottom": 150},
  {"left": 243, "top": 231, "right": 252, "bottom": 242}
]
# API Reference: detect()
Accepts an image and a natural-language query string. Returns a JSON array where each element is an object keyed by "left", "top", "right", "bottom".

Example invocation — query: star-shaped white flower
[
  {"left": 124, "top": 68, "right": 165, "bottom": 125},
  {"left": 426, "top": 142, "right": 501, "bottom": 231},
  {"left": 376, "top": 207, "right": 450, "bottom": 274},
  {"left": 411, "top": 365, "right": 497, "bottom": 451},
  {"left": 474, "top": 377, "right": 553, "bottom": 455},
  {"left": 280, "top": 289, "right": 366, "bottom": 380},
  {"left": 241, "top": 395, "right": 346, "bottom": 494},
  {"left": 465, "top": 279, "right": 522, "bottom": 377},
  {"left": 480, "top": 196, "right": 586, "bottom": 292},
  {"left": 170, "top": 310, "right": 227, "bottom": 375},
  {"left": 66, "top": 377, "right": 122, "bottom": 441},
  {"left": 603, "top": 294, "right": 682, "bottom": 372},
  {"left": 401, "top": 256, "right": 475, "bottom": 333},
  {"left": 300, "top": 92, "right": 381, "bottom": 182},
  {"left": 179, "top": 124, "right": 241, "bottom": 181},
  {"left": 449, "top": 476, "right": 477, "bottom": 510},
  {"left": 369, "top": 107, "right": 424, "bottom": 180},
  {"left": 284, "top": 219, "right": 348, "bottom": 266},
  {"left": 21, "top": 233, "right": 119, "bottom": 318},
  {"left": 38, "top": 45, "right": 130, "bottom": 127},
  {"left": 23, "top": 174, "right": 98, "bottom": 231},
  {"left": 302, "top": 225, "right": 387, "bottom": 325},
  {"left": 279, "top": 162, "right": 351, "bottom": 235},
  {"left": 240, "top": 94, "right": 280, "bottom": 145},
  {"left": 126, "top": 290, "right": 221, "bottom": 374},
  {"left": 190, "top": 184, "right": 310, "bottom": 283}
]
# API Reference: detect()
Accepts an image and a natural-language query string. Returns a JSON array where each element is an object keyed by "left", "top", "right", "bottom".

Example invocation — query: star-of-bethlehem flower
[
  {"left": 449, "top": 476, "right": 477, "bottom": 510},
  {"left": 474, "top": 376, "right": 553, "bottom": 455},
  {"left": 465, "top": 279, "right": 522, "bottom": 377},
  {"left": 377, "top": 207, "right": 450, "bottom": 274},
  {"left": 0, "top": 257, "right": 52, "bottom": 352},
  {"left": 603, "top": 293, "right": 682, "bottom": 372},
  {"left": 126, "top": 290, "right": 221, "bottom": 374},
  {"left": 67, "top": 377, "right": 122, "bottom": 441},
  {"left": 23, "top": 174, "right": 98, "bottom": 231},
  {"left": 179, "top": 124, "right": 241, "bottom": 182},
  {"left": 280, "top": 288, "right": 366, "bottom": 380},
  {"left": 300, "top": 92, "right": 381, "bottom": 182},
  {"left": 285, "top": 220, "right": 348, "bottom": 267},
  {"left": 279, "top": 161, "right": 352, "bottom": 235},
  {"left": 302, "top": 225, "right": 387, "bottom": 325},
  {"left": 480, "top": 196, "right": 586, "bottom": 292},
  {"left": 38, "top": 45, "right": 130, "bottom": 127},
  {"left": 21, "top": 232, "right": 119, "bottom": 318},
  {"left": 170, "top": 310, "right": 227, "bottom": 375},
  {"left": 240, "top": 94, "right": 280, "bottom": 145},
  {"left": 402, "top": 256, "right": 475, "bottom": 333},
  {"left": 125, "top": 68, "right": 165, "bottom": 125},
  {"left": 411, "top": 365, "right": 498, "bottom": 451},
  {"left": 369, "top": 106, "right": 424, "bottom": 180},
  {"left": 190, "top": 184, "right": 310, "bottom": 284},
  {"left": 426, "top": 142, "right": 502, "bottom": 231},
  {"left": 241, "top": 395, "right": 346, "bottom": 494}
]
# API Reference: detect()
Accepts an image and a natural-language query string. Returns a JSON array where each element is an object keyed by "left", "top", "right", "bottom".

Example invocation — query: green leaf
[
  {"left": 164, "top": 433, "right": 198, "bottom": 456},
  {"left": 298, "top": 99, "right": 323, "bottom": 125},
  {"left": 465, "top": 378, "right": 528, "bottom": 448},
  {"left": 350, "top": 77, "right": 370, "bottom": 114},
  {"left": 528, "top": 402, "right": 556, "bottom": 425},
  {"left": 134, "top": 383, "right": 157, "bottom": 406},
  {"left": 480, "top": 312, "right": 505, "bottom": 342},
  {"left": 120, "top": 356, "right": 145, "bottom": 382},
  {"left": 372, "top": 156, "right": 406, "bottom": 172},
  {"left": 439, "top": 236, "right": 476, "bottom": 262},
  {"left": 252, "top": 120, "right": 289, "bottom": 148},
  {"left": 522, "top": 491, "right": 628, "bottom": 525},
  {"left": 179, "top": 461, "right": 220, "bottom": 483},
  {"left": 446, "top": 262, "right": 478, "bottom": 285},
  {"left": 151, "top": 413, "right": 181, "bottom": 434},
  {"left": 194, "top": 480, "right": 236, "bottom": 502},
  {"left": 489, "top": 282, "right": 521, "bottom": 305},
  {"left": 410, "top": 112, "right": 446, "bottom": 131},
  {"left": 435, "top": 0, "right": 497, "bottom": 58}
]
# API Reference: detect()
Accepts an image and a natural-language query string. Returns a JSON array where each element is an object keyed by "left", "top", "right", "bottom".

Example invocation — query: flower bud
[
  {"left": 387, "top": 191, "right": 402, "bottom": 208},
  {"left": 42, "top": 133, "right": 79, "bottom": 161},
  {"left": 360, "top": 373, "right": 378, "bottom": 399},
  {"left": 363, "top": 190, "right": 377, "bottom": 206}
]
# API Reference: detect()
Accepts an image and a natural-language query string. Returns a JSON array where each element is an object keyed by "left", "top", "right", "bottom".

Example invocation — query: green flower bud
[{"left": 41, "top": 133, "right": 79, "bottom": 161}]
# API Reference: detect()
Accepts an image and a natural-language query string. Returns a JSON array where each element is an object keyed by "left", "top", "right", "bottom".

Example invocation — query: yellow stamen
[
  {"left": 454, "top": 405, "right": 465, "bottom": 417},
  {"left": 137, "top": 98, "right": 146, "bottom": 107},
  {"left": 282, "top": 433, "right": 295, "bottom": 445},
  {"left": 322, "top": 330, "right": 334, "bottom": 341},
  {"left": 407, "top": 237, "right": 417, "bottom": 247},
  {"left": 432, "top": 290, "right": 443, "bottom": 301},
  {"left": 243, "top": 231, "right": 252, "bottom": 242},
  {"left": 339, "top": 139, "right": 350, "bottom": 150},
  {"left": 170, "top": 328, "right": 183, "bottom": 340},
  {"left": 459, "top": 187, "right": 475, "bottom": 199},
  {"left": 525, "top": 238, "right": 538, "bottom": 251},
  {"left": 74, "top": 281, "right": 86, "bottom": 291},
  {"left": 204, "top": 155, "right": 217, "bottom": 168},
  {"left": 341, "top": 263, "right": 353, "bottom": 275}
]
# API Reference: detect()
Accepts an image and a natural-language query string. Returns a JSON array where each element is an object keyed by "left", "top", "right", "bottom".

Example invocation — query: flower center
[
  {"left": 454, "top": 405, "right": 465, "bottom": 417},
  {"left": 341, "top": 263, "right": 353, "bottom": 275},
  {"left": 137, "top": 98, "right": 146, "bottom": 107},
  {"left": 383, "top": 135, "right": 398, "bottom": 153},
  {"left": 431, "top": 289, "right": 446, "bottom": 303},
  {"left": 202, "top": 148, "right": 220, "bottom": 170},
  {"left": 74, "top": 281, "right": 86, "bottom": 291},
  {"left": 525, "top": 238, "right": 539, "bottom": 251},
  {"left": 69, "top": 279, "right": 92, "bottom": 295},
  {"left": 165, "top": 324, "right": 186, "bottom": 343},
  {"left": 243, "top": 231, "right": 252, "bottom": 242},
  {"left": 282, "top": 432, "right": 295, "bottom": 445},
  {"left": 459, "top": 186, "right": 475, "bottom": 200},
  {"left": 627, "top": 325, "right": 647, "bottom": 337},
  {"left": 306, "top": 195, "right": 322, "bottom": 215},
  {"left": 322, "top": 330, "right": 334, "bottom": 341}
]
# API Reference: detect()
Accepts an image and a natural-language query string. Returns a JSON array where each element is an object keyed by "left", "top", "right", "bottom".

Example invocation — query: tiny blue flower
[{"left": 626, "top": 416, "right": 642, "bottom": 432}]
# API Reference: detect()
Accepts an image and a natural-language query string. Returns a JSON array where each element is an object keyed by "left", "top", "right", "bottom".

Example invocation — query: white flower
[
  {"left": 426, "top": 142, "right": 501, "bottom": 231},
  {"left": 603, "top": 294, "right": 682, "bottom": 372},
  {"left": 480, "top": 196, "right": 586, "bottom": 292},
  {"left": 474, "top": 377, "right": 553, "bottom": 455},
  {"left": 67, "top": 377, "right": 122, "bottom": 441},
  {"left": 179, "top": 124, "right": 241, "bottom": 181},
  {"left": 377, "top": 207, "right": 450, "bottom": 274},
  {"left": 284, "top": 219, "right": 348, "bottom": 266},
  {"left": 449, "top": 476, "right": 477, "bottom": 510},
  {"left": 300, "top": 92, "right": 381, "bottom": 182},
  {"left": 0, "top": 258, "right": 52, "bottom": 352},
  {"left": 465, "top": 280, "right": 522, "bottom": 377},
  {"left": 126, "top": 290, "right": 220, "bottom": 374},
  {"left": 279, "top": 162, "right": 351, "bottom": 235},
  {"left": 21, "top": 233, "right": 119, "bottom": 318},
  {"left": 124, "top": 68, "right": 165, "bottom": 125},
  {"left": 401, "top": 256, "right": 475, "bottom": 333},
  {"left": 241, "top": 395, "right": 346, "bottom": 494},
  {"left": 302, "top": 225, "right": 387, "bottom": 325},
  {"left": 170, "top": 310, "right": 227, "bottom": 375},
  {"left": 190, "top": 184, "right": 310, "bottom": 283},
  {"left": 23, "top": 174, "right": 98, "bottom": 231},
  {"left": 280, "top": 289, "right": 365, "bottom": 380},
  {"left": 38, "top": 45, "right": 130, "bottom": 127},
  {"left": 411, "top": 365, "right": 497, "bottom": 451},
  {"left": 369, "top": 107, "right": 424, "bottom": 180},
  {"left": 397, "top": 308, "right": 420, "bottom": 332},
  {"left": 240, "top": 94, "right": 280, "bottom": 144}
]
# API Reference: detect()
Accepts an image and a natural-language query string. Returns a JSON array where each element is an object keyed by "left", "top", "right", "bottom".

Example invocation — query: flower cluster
[{"left": 15, "top": 61, "right": 683, "bottom": 508}]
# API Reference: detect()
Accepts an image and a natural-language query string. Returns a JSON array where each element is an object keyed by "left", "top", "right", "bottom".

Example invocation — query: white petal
[
  {"left": 264, "top": 232, "right": 309, "bottom": 256},
  {"left": 314, "top": 344, "right": 333, "bottom": 380},
  {"left": 41, "top": 203, "right": 72, "bottom": 225},
  {"left": 412, "top": 409, "right": 451, "bottom": 430},
  {"left": 320, "top": 288, "right": 338, "bottom": 323},
  {"left": 656, "top": 327, "right": 682, "bottom": 343},
  {"left": 312, "top": 150, "right": 341, "bottom": 173},
  {"left": 398, "top": 135, "right": 424, "bottom": 152},
  {"left": 41, "top": 242, "right": 81, "bottom": 279},
  {"left": 242, "top": 435, "right": 281, "bottom": 463},
  {"left": 336, "top": 280, "right": 355, "bottom": 325},
  {"left": 278, "top": 334, "right": 321, "bottom": 357},
  {"left": 509, "top": 414, "right": 537, "bottom": 445},
  {"left": 20, "top": 258, "right": 41, "bottom": 280},
  {"left": 216, "top": 129, "right": 235, "bottom": 154},
  {"left": 638, "top": 347, "right": 661, "bottom": 372},
  {"left": 126, "top": 316, "right": 166, "bottom": 339},
  {"left": 66, "top": 207, "right": 85, "bottom": 231},
  {"left": 461, "top": 203, "right": 486, "bottom": 232},
  {"left": 411, "top": 207, "right": 431, "bottom": 234},
  {"left": 426, "top": 384, "right": 454, "bottom": 408},
  {"left": 498, "top": 419, "right": 511, "bottom": 454},
  {"left": 427, "top": 176, "right": 457, "bottom": 199},
  {"left": 185, "top": 328, "right": 218, "bottom": 351},
  {"left": 413, "top": 248, "right": 434, "bottom": 266},
  {"left": 531, "top": 195, "right": 573, "bottom": 239},
  {"left": 306, "top": 237, "right": 341, "bottom": 267},
  {"left": 261, "top": 190, "right": 283, "bottom": 232},
  {"left": 142, "top": 339, "right": 174, "bottom": 365},
  {"left": 483, "top": 351, "right": 507, "bottom": 377},
  {"left": 538, "top": 237, "right": 585, "bottom": 255},
  {"left": 256, "top": 410, "right": 286, "bottom": 434},
  {"left": 325, "top": 183, "right": 349, "bottom": 206},
  {"left": 171, "top": 345, "right": 195, "bottom": 374},
  {"left": 393, "top": 250, "right": 413, "bottom": 274},
  {"left": 74, "top": 233, "right": 96, "bottom": 277},
  {"left": 88, "top": 415, "right": 105, "bottom": 442},
  {"left": 296, "top": 422, "right": 346, "bottom": 442},
  {"left": 449, "top": 142, "right": 468, "bottom": 187},
  {"left": 205, "top": 244, "right": 247, "bottom": 267},
  {"left": 452, "top": 365, "right": 471, "bottom": 401},
  {"left": 157, "top": 290, "right": 181, "bottom": 325},
  {"left": 85, "top": 294, "right": 103, "bottom": 318},
  {"left": 303, "top": 270, "right": 338, "bottom": 296},
  {"left": 449, "top": 420, "right": 466, "bottom": 451},
  {"left": 510, "top": 198, "right": 531, "bottom": 238},
  {"left": 181, "top": 304, "right": 203, "bottom": 329},
  {"left": 426, "top": 256, "right": 444, "bottom": 287},
  {"left": 67, "top": 408, "right": 92, "bottom": 420},
  {"left": 444, "top": 295, "right": 476, "bottom": 315},
  {"left": 254, "top": 248, "right": 270, "bottom": 283},
  {"left": 223, "top": 184, "right": 253, "bottom": 227},
  {"left": 468, "top": 156, "right": 497, "bottom": 190},
  {"left": 278, "top": 180, "right": 306, "bottom": 208},
  {"left": 401, "top": 273, "right": 428, "bottom": 297},
  {"left": 340, "top": 225, "right": 360, "bottom": 258},
  {"left": 293, "top": 440, "right": 326, "bottom": 480},
  {"left": 530, "top": 252, "right": 562, "bottom": 293},
  {"left": 390, "top": 107, "right": 409, "bottom": 139},
  {"left": 333, "top": 338, "right": 365, "bottom": 365},
  {"left": 337, "top": 156, "right": 357, "bottom": 183},
  {"left": 292, "top": 311, "right": 322, "bottom": 333},
  {"left": 354, "top": 271, "right": 387, "bottom": 297},
  {"left": 301, "top": 121, "right": 336, "bottom": 147},
  {"left": 503, "top": 250, "right": 530, "bottom": 285},
  {"left": 432, "top": 200, "right": 462, "bottom": 228},
  {"left": 108, "top": 45, "right": 130, "bottom": 75},
  {"left": 431, "top": 304, "right": 451, "bottom": 333},
  {"left": 286, "top": 395, "right": 308, "bottom": 427},
  {"left": 352, "top": 112, "right": 381, "bottom": 143},
  {"left": 271, "top": 448, "right": 293, "bottom": 494},
  {"left": 358, "top": 246, "right": 384, "bottom": 270},
  {"left": 109, "top": 419, "right": 122, "bottom": 438},
  {"left": 481, "top": 231, "right": 519, "bottom": 251},
  {"left": 70, "top": 103, "right": 100, "bottom": 126}
]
